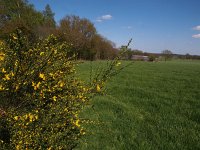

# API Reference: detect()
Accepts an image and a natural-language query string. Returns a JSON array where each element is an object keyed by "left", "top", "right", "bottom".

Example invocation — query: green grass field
[{"left": 76, "top": 60, "right": 200, "bottom": 150}]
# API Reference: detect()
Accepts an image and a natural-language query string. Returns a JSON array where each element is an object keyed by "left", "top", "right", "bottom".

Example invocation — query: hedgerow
[{"left": 0, "top": 29, "right": 127, "bottom": 149}]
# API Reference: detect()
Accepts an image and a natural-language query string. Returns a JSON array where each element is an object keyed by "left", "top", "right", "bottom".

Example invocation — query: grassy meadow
[{"left": 76, "top": 60, "right": 200, "bottom": 150}]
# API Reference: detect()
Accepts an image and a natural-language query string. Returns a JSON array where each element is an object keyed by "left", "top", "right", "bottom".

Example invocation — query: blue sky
[{"left": 29, "top": 0, "right": 200, "bottom": 55}]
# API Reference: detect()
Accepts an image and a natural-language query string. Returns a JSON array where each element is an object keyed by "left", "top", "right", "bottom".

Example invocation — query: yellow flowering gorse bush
[
  {"left": 0, "top": 29, "right": 93, "bottom": 149},
  {"left": 0, "top": 29, "right": 129, "bottom": 149}
]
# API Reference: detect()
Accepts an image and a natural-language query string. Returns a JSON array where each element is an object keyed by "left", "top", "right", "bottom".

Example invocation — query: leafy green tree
[
  {"left": 0, "top": 0, "right": 43, "bottom": 41},
  {"left": 36, "top": 4, "right": 56, "bottom": 38},
  {"left": 42, "top": 4, "right": 56, "bottom": 28}
]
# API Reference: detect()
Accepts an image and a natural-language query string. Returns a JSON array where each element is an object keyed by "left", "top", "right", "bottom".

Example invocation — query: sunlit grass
[{"left": 76, "top": 60, "right": 200, "bottom": 150}]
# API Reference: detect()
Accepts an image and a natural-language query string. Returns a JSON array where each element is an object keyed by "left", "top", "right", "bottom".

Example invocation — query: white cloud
[
  {"left": 193, "top": 25, "right": 200, "bottom": 30},
  {"left": 96, "top": 14, "right": 112, "bottom": 22},
  {"left": 101, "top": 15, "right": 112, "bottom": 20},
  {"left": 192, "top": 34, "right": 200, "bottom": 38}
]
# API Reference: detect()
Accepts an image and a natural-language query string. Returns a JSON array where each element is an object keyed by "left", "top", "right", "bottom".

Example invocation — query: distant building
[{"left": 131, "top": 55, "right": 149, "bottom": 61}]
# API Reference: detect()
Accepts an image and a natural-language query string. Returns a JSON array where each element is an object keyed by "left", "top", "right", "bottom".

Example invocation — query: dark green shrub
[{"left": 148, "top": 55, "right": 156, "bottom": 62}]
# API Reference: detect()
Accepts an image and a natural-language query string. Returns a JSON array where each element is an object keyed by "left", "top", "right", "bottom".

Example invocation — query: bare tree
[{"left": 162, "top": 50, "right": 173, "bottom": 61}]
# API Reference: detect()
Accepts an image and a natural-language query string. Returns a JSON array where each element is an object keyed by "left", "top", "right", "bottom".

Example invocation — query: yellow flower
[
  {"left": 75, "top": 120, "right": 80, "bottom": 127},
  {"left": 36, "top": 82, "right": 41, "bottom": 89},
  {"left": 0, "top": 52, "right": 5, "bottom": 61},
  {"left": 15, "top": 85, "right": 19, "bottom": 90},
  {"left": 48, "top": 60, "right": 51, "bottom": 64},
  {"left": 116, "top": 62, "right": 121, "bottom": 66},
  {"left": 25, "top": 114, "right": 29, "bottom": 120},
  {"left": 32, "top": 82, "right": 35, "bottom": 86},
  {"left": 2, "top": 68, "right": 6, "bottom": 73},
  {"left": 0, "top": 85, "right": 4, "bottom": 91},
  {"left": 49, "top": 73, "right": 53, "bottom": 76},
  {"left": 53, "top": 96, "right": 57, "bottom": 101},
  {"left": 18, "top": 131, "right": 22, "bottom": 135},
  {"left": 58, "top": 81, "right": 64, "bottom": 87},
  {"left": 14, "top": 116, "right": 19, "bottom": 121},
  {"left": 13, "top": 35, "right": 18, "bottom": 40},
  {"left": 96, "top": 84, "right": 101, "bottom": 92},
  {"left": 32, "top": 82, "right": 41, "bottom": 90},
  {"left": 40, "top": 52, "right": 45, "bottom": 56},
  {"left": 79, "top": 95, "right": 83, "bottom": 99},
  {"left": 15, "top": 61, "right": 18, "bottom": 66},
  {"left": 35, "top": 115, "right": 38, "bottom": 120},
  {"left": 29, "top": 114, "right": 34, "bottom": 122},
  {"left": 60, "top": 82, "right": 64, "bottom": 87},
  {"left": 39, "top": 73, "right": 45, "bottom": 80},
  {"left": 31, "top": 70, "right": 34, "bottom": 74},
  {"left": 10, "top": 71, "right": 14, "bottom": 77},
  {"left": 4, "top": 74, "right": 10, "bottom": 80},
  {"left": 0, "top": 56, "right": 4, "bottom": 61},
  {"left": 16, "top": 145, "right": 21, "bottom": 150},
  {"left": 80, "top": 129, "right": 86, "bottom": 135}
]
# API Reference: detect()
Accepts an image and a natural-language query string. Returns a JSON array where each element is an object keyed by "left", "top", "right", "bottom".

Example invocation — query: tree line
[
  {"left": 123, "top": 48, "right": 200, "bottom": 61},
  {"left": 1, "top": 0, "right": 199, "bottom": 61},
  {"left": 0, "top": 0, "right": 118, "bottom": 60}
]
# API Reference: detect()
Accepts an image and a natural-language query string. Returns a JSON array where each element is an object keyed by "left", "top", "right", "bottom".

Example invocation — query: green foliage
[
  {"left": 36, "top": 4, "right": 56, "bottom": 39},
  {"left": 148, "top": 54, "right": 156, "bottom": 61},
  {"left": 42, "top": 4, "right": 56, "bottom": 28},
  {"left": 0, "top": 0, "right": 43, "bottom": 37}
]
